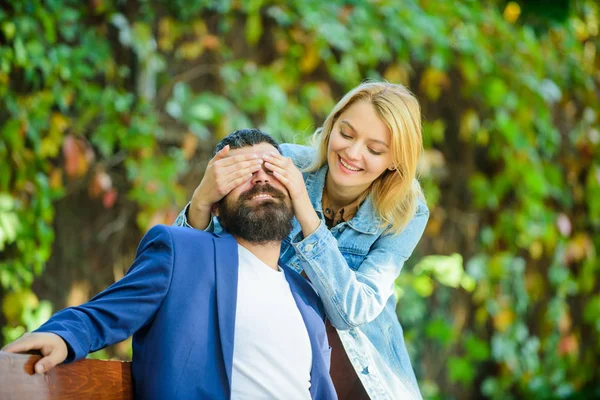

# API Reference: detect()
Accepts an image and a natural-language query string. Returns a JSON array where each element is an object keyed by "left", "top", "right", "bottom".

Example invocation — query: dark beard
[{"left": 217, "top": 184, "right": 293, "bottom": 244}]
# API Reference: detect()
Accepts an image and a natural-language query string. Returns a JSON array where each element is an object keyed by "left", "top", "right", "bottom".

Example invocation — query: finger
[
  {"left": 264, "top": 163, "right": 293, "bottom": 189},
  {"left": 212, "top": 145, "right": 230, "bottom": 160},
  {"left": 272, "top": 170, "right": 290, "bottom": 185},
  {"left": 35, "top": 344, "right": 65, "bottom": 374},
  {"left": 263, "top": 153, "right": 290, "bottom": 168},
  {"left": 212, "top": 161, "right": 262, "bottom": 189},
  {"left": 263, "top": 161, "right": 287, "bottom": 177},
  {"left": 1, "top": 335, "right": 39, "bottom": 354},
  {"left": 35, "top": 355, "right": 60, "bottom": 374},
  {"left": 224, "top": 163, "right": 263, "bottom": 184},
  {"left": 221, "top": 158, "right": 263, "bottom": 177},
  {"left": 216, "top": 151, "right": 260, "bottom": 166},
  {"left": 223, "top": 173, "right": 255, "bottom": 192}
]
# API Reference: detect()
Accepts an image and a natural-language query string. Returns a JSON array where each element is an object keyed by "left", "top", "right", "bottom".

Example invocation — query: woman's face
[{"left": 326, "top": 100, "right": 394, "bottom": 195}]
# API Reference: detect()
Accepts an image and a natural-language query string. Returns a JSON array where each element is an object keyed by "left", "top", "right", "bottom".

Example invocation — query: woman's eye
[
  {"left": 340, "top": 131, "right": 352, "bottom": 139},
  {"left": 368, "top": 148, "right": 383, "bottom": 156}
]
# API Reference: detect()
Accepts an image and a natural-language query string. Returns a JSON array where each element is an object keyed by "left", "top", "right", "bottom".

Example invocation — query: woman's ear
[{"left": 388, "top": 166, "right": 396, "bottom": 171}]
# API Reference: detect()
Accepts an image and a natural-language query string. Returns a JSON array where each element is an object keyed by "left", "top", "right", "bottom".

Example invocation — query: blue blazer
[{"left": 36, "top": 225, "right": 336, "bottom": 400}]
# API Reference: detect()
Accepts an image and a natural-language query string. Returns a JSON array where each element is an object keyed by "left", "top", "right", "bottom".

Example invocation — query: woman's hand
[
  {"left": 189, "top": 145, "right": 264, "bottom": 229},
  {"left": 263, "top": 152, "right": 321, "bottom": 237}
]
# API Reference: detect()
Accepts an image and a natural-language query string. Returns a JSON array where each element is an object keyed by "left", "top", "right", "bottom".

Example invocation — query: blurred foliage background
[{"left": 1, "top": 0, "right": 599, "bottom": 398}]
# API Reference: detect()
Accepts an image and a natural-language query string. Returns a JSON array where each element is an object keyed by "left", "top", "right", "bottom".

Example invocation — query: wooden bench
[{"left": 0, "top": 351, "right": 133, "bottom": 400}]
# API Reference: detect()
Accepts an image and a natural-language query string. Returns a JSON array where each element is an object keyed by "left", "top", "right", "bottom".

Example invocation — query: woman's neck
[{"left": 324, "top": 173, "right": 367, "bottom": 210}]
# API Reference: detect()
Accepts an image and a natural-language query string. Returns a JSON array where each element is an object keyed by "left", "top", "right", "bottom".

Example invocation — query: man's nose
[{"left": 251, "top": 164, "right": 271, "bottom": 184}]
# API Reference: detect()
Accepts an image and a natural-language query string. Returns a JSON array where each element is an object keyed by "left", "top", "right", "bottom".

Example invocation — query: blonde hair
[{"left": 306, "top": 81, "right": 425, "bottom": 234}]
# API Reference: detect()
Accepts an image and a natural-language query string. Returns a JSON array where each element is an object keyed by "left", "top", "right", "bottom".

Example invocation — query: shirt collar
[{"left": 322, "top": 188, "right": 368, "bottom": 225}]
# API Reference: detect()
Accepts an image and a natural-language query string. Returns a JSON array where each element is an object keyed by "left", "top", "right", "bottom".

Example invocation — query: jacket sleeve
[
  {"left": 173, "top": 202, "right": 216, "bottom": 231},
  {"left": 291, "top": 208, "right": 429, "bottom": 330},
  {"left": 34, "top": 225, "right": 175, "bottom": 362},
  {"left": 279, "top": 143, "right": 314, "bottom": 169}
]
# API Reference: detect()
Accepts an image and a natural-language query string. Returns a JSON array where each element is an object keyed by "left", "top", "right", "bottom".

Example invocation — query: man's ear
[{"left": 211, "top": 203, "right": 219, "bottom": 217}]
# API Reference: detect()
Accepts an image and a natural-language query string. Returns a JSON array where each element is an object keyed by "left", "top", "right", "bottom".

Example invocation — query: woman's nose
[{"left": 345, "top": 143, "right": 361, "bottom": 160}]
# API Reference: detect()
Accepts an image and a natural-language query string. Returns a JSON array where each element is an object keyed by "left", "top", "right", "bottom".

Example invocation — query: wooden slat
[{"left": 0, "top": 351, "right": 133, "bottom": 400}]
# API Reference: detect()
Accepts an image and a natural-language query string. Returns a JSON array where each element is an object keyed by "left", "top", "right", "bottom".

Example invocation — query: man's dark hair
[{"left": 213, "top": 128, "right": 281, "bottom": 156}]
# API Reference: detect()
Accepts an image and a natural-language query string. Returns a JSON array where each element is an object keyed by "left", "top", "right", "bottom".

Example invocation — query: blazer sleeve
[{"left": 35, "top": 224, "right": 175, "bottom": 363}]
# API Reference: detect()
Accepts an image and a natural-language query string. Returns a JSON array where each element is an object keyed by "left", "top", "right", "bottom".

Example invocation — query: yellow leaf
[
  {"left": 177, "top": 41, "right": 204, "bottom": 60},
  {"left": 216, "top": 117, "right": 230, "bottom": 140},
  {"left": 2, "top": 290, "right": 39, "bottom": 324},
  {"left": 66, "top": 281, "right": 91, "bottom": 308},
  {"left": 460, "top": 109, "right": 480, "bottom": 142},
  {"left": 192, "top": 20, "right": 207, "bottom": 37},
  {"left": 529, "top": 241, "right": 543, "bottom": 260},
  {"left": 290, "top": 28, "right": 309, "bottom": 44},
  {"left": 525, "top": 270, "right": 545, "bottom": 301},
  {"left": 476, "top": 128, "right": 489, "bottom": 146},
  {"left": 558, "top": 312, "right": 572, "bottom": 334},
  {"left": 419, "top": 67, "right": 450, "bottom": 101},
  {"left": 503, "top": 2, "right": 521, "bottom": 24},
  {"left": 384, "top": 64, "right": 410, "bottom": 86},
  {"left": 475, "top": 307, "right": 489, "bottom": 327},
  {"left": 158, "top": 17, "right": 175, "bottom": 51},
  {"left": 49, "top": 168, "right": 63, "bottom": 190},
  {"left": 181, "top": 133, "right": 199, "bottom": 160},
  {"left": 493, "top": 309, "right": 515, "bottom": 332},
  {"left": 300, "top": 44, "right": 320, "bottom": 74},
  {"left": 564, "top": 233, "right": 593, "bottom": 264},
  {"left": 572, "top": 19, "right": 589, "bottom": 42},
  {"left": 51, "top": 112, "right": 69, "bottom": 132}
]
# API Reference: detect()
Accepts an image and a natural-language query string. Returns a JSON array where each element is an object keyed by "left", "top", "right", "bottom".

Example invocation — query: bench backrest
[{"left": 0, "top": 351, "right": 133, "bottom": 400}]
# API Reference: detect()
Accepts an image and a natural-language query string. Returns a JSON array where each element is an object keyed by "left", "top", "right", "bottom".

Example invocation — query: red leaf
[
  {"left": 102, "top": 188, "right": 118, "bottom": 209},
  {"left": 63, "top": 135, "right": 94, "bottom": 178}
]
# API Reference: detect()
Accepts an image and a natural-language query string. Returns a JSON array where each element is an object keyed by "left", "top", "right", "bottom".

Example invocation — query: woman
[{"left": 176, "top": 81, "right": 429, "bottom": 399}]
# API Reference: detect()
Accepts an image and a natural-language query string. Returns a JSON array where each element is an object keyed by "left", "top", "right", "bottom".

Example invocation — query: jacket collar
[
  {"left": 212, "top": 233, "right": 239, "bottom": 396},
  {"left": 304, "top": 164, "right": 385, "bottom": 236}
]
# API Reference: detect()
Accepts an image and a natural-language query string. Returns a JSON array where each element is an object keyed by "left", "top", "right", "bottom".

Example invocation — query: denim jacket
[{"left": 175, "top": 144, "right": 429, "bottom": 400}]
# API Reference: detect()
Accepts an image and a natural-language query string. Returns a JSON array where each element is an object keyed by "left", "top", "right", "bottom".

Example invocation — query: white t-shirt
[{"left": 230, "top": 244, "right": 312, "bottom": 400}]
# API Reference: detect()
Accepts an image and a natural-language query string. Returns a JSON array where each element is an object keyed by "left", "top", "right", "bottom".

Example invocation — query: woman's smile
[{"left": 337, "top": 155, "right": 363, "bottom": 173}]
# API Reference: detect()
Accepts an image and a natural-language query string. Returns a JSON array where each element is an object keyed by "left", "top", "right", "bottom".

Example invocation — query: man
[{"left": 2, "top": 129, "right": 336, "bottom": 400}]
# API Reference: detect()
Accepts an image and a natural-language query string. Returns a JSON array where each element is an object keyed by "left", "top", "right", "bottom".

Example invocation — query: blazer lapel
[{"left": 213, "top": 234, "right": 239, "bottom": 392}]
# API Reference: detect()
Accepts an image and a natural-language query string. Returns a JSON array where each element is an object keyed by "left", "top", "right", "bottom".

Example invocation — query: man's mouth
[
  {"left": 249, "top": 194, "right": 274, "bottom": 200},
  {"left": 338, "top": 155, "right": 363, "bottom": 172},
  {"left": 241, "top": 184, "right": 286, "bottom": 202}
]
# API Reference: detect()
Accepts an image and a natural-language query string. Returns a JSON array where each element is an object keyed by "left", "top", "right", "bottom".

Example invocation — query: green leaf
[
  {"left": 412, "top": 275, "right": 434, "bottom": 297},
  {"left": 448, "top": 356, "right": 475, "bottom": 385},
  {"left": 245, "top": 13, "right": 263, "bottom": 45},
  {"left": 425, "top": 318, "right": 455, "bottom": 347},
  {"left": 465, "top": 335, "right": 490, "bottom": 361},
  {"left": 414, "top": 254, "right": 465, "bottom": 288}
]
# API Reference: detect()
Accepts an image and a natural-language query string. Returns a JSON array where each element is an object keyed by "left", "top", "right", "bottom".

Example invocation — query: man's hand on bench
[{"left": 2, "top": 332, "right": 68, "bottom": 374}]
